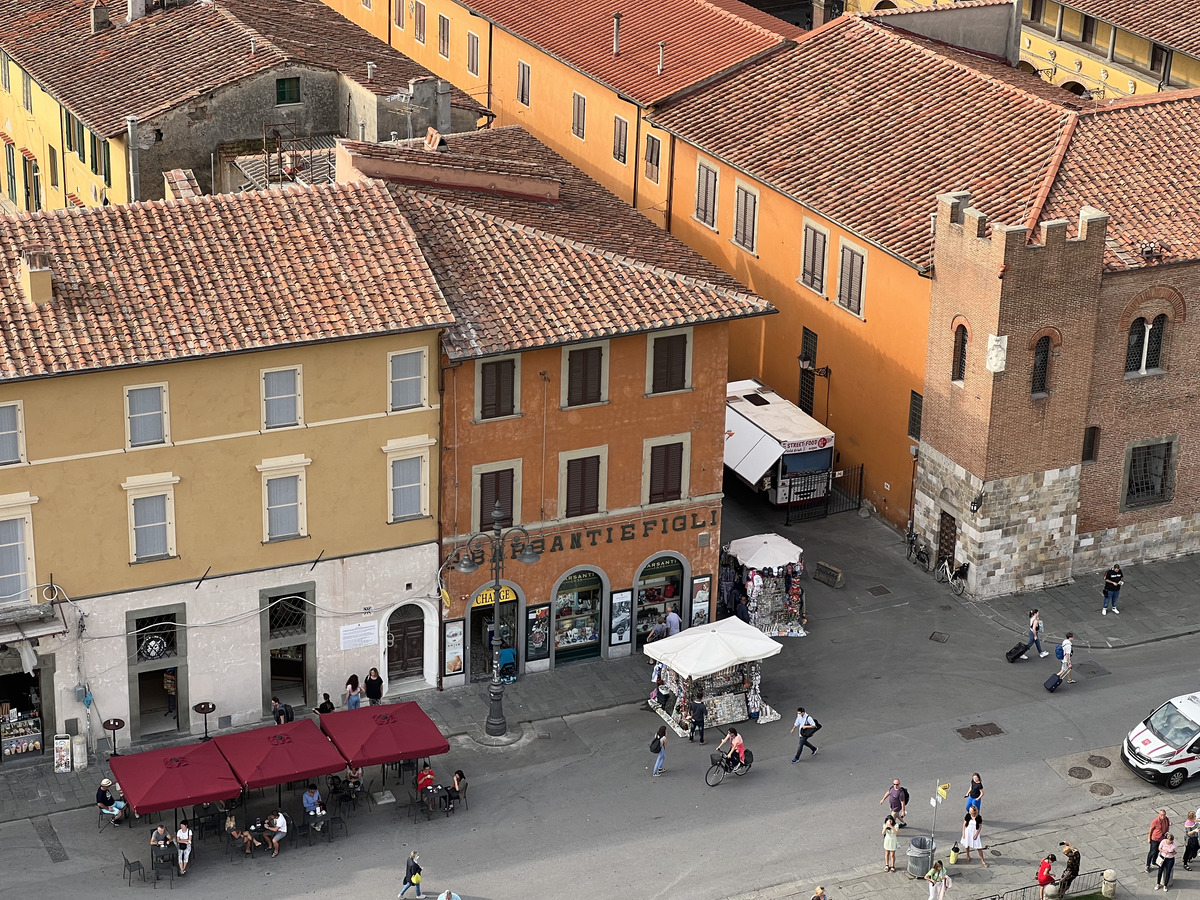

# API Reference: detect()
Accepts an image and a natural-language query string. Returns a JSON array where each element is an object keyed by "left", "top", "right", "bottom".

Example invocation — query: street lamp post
[{"left": 455, "top": 500, "right": 541, "bottom": 737}]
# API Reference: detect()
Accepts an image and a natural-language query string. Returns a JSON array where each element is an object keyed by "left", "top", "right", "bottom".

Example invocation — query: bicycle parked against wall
[
  {"left": 905, "top": 526, "right": 933, "bottom": 572},
  {"left": 935, "top": 557, "right": 970, "bottom": 595}
]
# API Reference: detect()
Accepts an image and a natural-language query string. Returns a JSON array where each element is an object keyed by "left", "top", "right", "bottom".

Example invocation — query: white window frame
[
  {"left": 383, "top": 435, "right": 435, "bottom": 523},
  {"left": 694, "top": 158, "right": 720, "bottom": 231},
  {"left": 388, "top": 348, "right": 428, "bottom": 412},
  {"left": 732, "top": 180, "right": 759, "bottom": 255},
  {"left": 467, "top": 32, "right": 480, "bottom": 76},
  {"left": 557, "top": 445, "right": 609, "bottom": 519},
  {"left": 471, "top": 458, "right": 523, "bottom": 531},
  {"left": 474, "top": 354, "right": 522, "bottom": 421},
  {"left": 640, "top": 433, "right": 691, "bottom": 506},
  {"left": 517, "top": 60, "right": 531, "bottom": 106},
  {"left": 438, "top": 13, "right": 450, "bottom": 58},
  {"left": 560, "top": 340, "right": 610, "bottom": 408},
  {"left": 0, "top": 491, "right": 37, "bottom": 604},
  {"left": 121, "top": 472, "right": 179, "bottom": 563},
  {"left": 571, "top": 91, "right": 587, "bottom": 140},
  {"left": 797, "top": 218, "right": 830, "bottom": 298},
  {"left": 256, "top": 454, "right": 311, "bottom": 543},
  {"left": 414, "top": 0, "right": 426, "bottom": 44},
  {"left": 835, "top": 237, "right": 868, "bottom": 319},
  {"left": 0, "top": 400, "right": 26, "bottom": 465},
  {"left": 612, "top": 115, "right": 628, "bottom": 165},
  {"left": 644, "top": 326, "right": 694, "bottom": 396},
  {"left": 261, "top": 365, "right": 304, "bottom": 430},
  {"left": 124, "top": 383, "right": 170, "bottom": 449}
]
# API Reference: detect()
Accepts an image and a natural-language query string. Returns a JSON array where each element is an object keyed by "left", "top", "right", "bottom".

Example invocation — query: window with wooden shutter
[
  {"left": 651, "top": 334, "right": 687, "bottom": 394},
  {"left": 567, "top": 346, "right": 602, "bottom": 406},
  {"left": 837, "top": 246, "right": 864, "bottom": 315},
  {"left": 695, "top": 163, "right": 718, "bottom": 227},
  {"left": 649, "top": 443, "right": 683, "bottom": 504},
  {"left": 644, "top": 135, "right": 661, "bottom": 183},
  {"left": 480, "top": 358, "right": 515, "bottom": 419},
  {"left": 733, "top": 185, "right": 757, "bottom": 252},
  {"left": 517, "top": 61, "right": 531, "bottom": 106},
  {"left": 414, "top": 1, "right": 426, "bottom": 42},
  {"left": 801, "top": 225, "right": 827, "bottom": 293},
  {"left": 565, "top": 455, "right": 600, "bottom": 517},
  {"left": 479, "top": 469, "right": 514, "bottom": 529},
  {"left": 572, "top": 93, "right": 586, "bottom": 139},
  {"left": 613, "top": 117, "right": 628, "bottom": 164}
]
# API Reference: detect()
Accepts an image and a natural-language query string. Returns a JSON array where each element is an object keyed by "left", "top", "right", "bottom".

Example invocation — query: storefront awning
[
  {"left": 319, "top": 701, "right": 449, "bottom": 768},
  {"left": 109, "top": 741, "right": 242, "bottom": 814},
  {"left": 0, "top": 604, "right": 67, "bottom": 672},
  {"left": 644, "top": 615, "right": 782, "bottom": 679},
  {"left": 214, "top": 719, "right": 347, "bottom": 790}
]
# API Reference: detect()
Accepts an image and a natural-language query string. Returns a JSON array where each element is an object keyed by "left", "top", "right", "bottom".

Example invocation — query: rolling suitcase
[
  {"left": 1005, "top": 642, "right": 1030, "bottom": 663},
  {"left": 1044, "top": 673, "right": 1063, "bottom": 693}
]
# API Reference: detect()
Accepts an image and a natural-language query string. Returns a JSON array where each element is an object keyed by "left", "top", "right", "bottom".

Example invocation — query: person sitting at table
[
  {"left": 313, "top": 693, "right": 336, "bottom": 715},
  {"left": 227, "top": 826, "right": 259, "bottom": 855},
  {"left": 417, "top": 762, "right": 436, "bottom": 792},
  {"left": 149, "top": 824, "right": 174, "bottom": 848},
  {"left": 444, "top": 770, "right": 465, "bottom": 813},
  {"left": 346, "top": 764, "right": 364, "bottom": 793},
  {"left": 264, "top": 811, "right": 287, "bottom": 858},
  {"left": 176, "top": 819, "right": 192, "bottom": 877},
  {"left": 302, "top": 784, "right": 322, "bottom": 814},
  {"left": 96, "top": 778, "right": 129, "bottom": 828}
]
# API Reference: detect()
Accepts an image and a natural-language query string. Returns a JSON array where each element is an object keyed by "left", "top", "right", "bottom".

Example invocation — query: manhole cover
[
  {"left": 1087, "top": 755, "right": 1112, "bottom": 768},
  {"left": 957, "top": 723, "right": 1004, "bottom": 740},
  {"left": 1067, "top": 766, "right": 1093, "bottom": 780},
  {"left": 941, "top": 605, "right": 953, "bottom": 611},
  {"left": 930, "top": 632, "right": 949, "bottom": 643},
  {"left": 1074, "top": 661, "right": 1110, "bottom": 677},
  {"left": 1090, "top": 783, "right": 1114, "bottom": 796},
  {"left": 989, "top": 849, "right": 1001, "bottom": 857},
  {"left": 867, "top": 585, "right": 892, "bottom": 596}
]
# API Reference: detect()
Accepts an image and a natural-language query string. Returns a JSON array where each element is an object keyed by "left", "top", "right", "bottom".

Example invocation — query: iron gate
[{"left": 784, "top": 464, "right": 863, "bottom": 523}]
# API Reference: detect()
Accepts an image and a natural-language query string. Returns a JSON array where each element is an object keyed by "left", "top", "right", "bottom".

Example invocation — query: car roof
[{"left": 1164, "top": 694, "right": 1200, "bottom": 721}]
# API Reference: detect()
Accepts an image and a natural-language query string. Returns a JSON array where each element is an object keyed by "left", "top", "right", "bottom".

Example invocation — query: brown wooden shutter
[
  {"left": 566, "top": 455, "right": 600, "bottom": 517},
  {"left": 567, "top": 347, "right": 602, "bottom": 405},
  {"left": 651, "top": 334, "right": 686, "bottom": 393},
  {"left": 649, "top": 443, "right": 683, "bottom": 503},
  {"left": 482, "top": 359, "right": 515, "bottom": 418},
  {"left": 839, "top": 248, "right": 863, "bottom": 314},
  {"left": 480, "top": 469, "right": 515, "bottom": 529}
]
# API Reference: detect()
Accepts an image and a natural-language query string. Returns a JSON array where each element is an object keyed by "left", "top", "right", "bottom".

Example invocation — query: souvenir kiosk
[{"left": 644, "top": 617, "right": 782, "bottom": 736}]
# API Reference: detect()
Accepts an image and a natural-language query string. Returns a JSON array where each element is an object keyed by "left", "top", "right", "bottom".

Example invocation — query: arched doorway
[
  {"left": 386, "top": 605, "right": 425, "bottom": 682},
  {"left": 1060, "top": 81, "right": 1087, "bottom": 95},
  {"left": 551, "top": 568, "right": 606, "bottom": 665},
  {"left": 635, "top": 554, "right": 690, "bottom": 648},
  {"left": 873, "top": 1, "right": 897, "bottom": 8},
  {"left": 465, "top": 582, "right": 521, "bottom": 682}
]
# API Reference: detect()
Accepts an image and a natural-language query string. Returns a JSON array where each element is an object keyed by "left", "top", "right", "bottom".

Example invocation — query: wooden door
[
  {"left": 937, "top": 511, "right": 957, "bottom": 567},
  {"left": 387, "top": 607, "right": 425, "bottom": 680}
]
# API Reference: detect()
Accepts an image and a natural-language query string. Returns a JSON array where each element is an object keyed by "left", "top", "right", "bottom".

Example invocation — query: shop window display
[
  {"left": 554, "top": 570, "right": 602, "bottom": 664},
  {"left": 0, "top": 670, "right": 43, "bottom": 762},
  {"left": 636, "top": 556, "right": 683, "bottom": 646}
]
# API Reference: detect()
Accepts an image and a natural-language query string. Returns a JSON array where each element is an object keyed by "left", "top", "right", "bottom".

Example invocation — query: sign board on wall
[
  {"left": 472, "top": 586, "right": 517, "bottom": 607},
  {"left": 444, "top": 619, "right": 464, "bottom": 675},
  {"left": 340, "top": 621, "right": 379, "bottom": 651},
  {"left": 610, "top": 589, "right": 632, "bottom": 646}
]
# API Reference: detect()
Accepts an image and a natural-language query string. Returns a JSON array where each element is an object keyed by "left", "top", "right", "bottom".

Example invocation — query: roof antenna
[
  {"left": 657, "top": 41, "right": 665, "bottom": 75},
  {"left": 612, "top": 12, "right": 622, "bottom": 57}
]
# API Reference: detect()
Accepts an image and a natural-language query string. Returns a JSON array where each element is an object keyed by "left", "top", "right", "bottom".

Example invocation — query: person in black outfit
[
  {"left": 688, "top": 695, "right": 706, "bottom": 744},
  {"left": 735, "top": 597, "right": 751, "bottom": 623},
  {"left": 363, "top": 668, "right": 385, "bottom": 706}
]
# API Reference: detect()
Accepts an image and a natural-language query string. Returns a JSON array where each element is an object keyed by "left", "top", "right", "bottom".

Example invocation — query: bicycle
[
  {"left": 935, "top": 557, "right": 969, "bottom": 595},
  {"left": 907, "top": 529, "right": 932, "bottom": 571},
  {"left": 704, "top": 749, "right": 754, "bottom": 786}
]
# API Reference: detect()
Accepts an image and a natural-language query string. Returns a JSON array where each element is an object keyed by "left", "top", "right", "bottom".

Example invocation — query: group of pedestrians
[{"left": 1145, "top": 807, "right": 1197, "bottom": 891}]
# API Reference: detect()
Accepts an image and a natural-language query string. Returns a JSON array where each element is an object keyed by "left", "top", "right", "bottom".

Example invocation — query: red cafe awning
[
  {"left": 109, "top": 741, "right": 242, "bottom": 814},
  {"left": 214, "top": 719, "right": 346, "bottom": 789},
  {"left": 319, "top": 701, "right": 449, "bottom": 768}
]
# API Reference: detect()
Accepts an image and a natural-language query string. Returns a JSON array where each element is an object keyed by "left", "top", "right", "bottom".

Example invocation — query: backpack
[
  {"left": 900, "top": 787, "right": 910, "bottom": 804},
  {"left": 282, "top": 703, "right": 295, "bottom": 723},
  {"left": 1055, "top": 644, "right": 1064, "bottom": 660},
  {"left": 649, "top": 736, "right": 662, "bottom": 754}
]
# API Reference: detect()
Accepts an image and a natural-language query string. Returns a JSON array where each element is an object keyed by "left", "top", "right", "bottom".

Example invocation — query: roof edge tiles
[{"left": 861, "top": 0, "right": 1015, "bottom": 17}]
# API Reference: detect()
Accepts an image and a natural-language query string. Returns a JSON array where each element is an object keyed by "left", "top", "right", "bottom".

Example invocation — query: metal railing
[{"left": 969, "top": 869, "right": 1108, "bottom": 900}]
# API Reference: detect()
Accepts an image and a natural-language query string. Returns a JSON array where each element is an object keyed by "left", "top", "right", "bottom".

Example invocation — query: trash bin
[
  {"left": 906, "top": 836, "right": 936, "bottom": 876},
  {"left": 71, "top": 734, "right": 88, "bottom": 772}
]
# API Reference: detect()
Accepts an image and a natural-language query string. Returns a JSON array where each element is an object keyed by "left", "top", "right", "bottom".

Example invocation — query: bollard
[{"left": 1101, "top": 869, "right": 1118, "bottom": 899}]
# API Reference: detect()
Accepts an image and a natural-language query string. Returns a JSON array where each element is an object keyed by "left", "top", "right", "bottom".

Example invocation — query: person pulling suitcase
[{"left": 1045, "top": 632, "right": 1075, "bottom": 691}]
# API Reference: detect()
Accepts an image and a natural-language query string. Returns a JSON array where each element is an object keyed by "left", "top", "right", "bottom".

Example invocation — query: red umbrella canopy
[
  {"left": 109, "top": 741, "right": 242, "bottom": 814},
  {"left": 319, "top": 701, "right": 449, "bottom": 768},
  {"left": 214, "top": 719, "right": 347, "bottom": 789}
]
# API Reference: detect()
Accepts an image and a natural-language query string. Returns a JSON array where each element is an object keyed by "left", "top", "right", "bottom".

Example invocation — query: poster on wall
[
  {"left": 691, "top": 575, "right": 712, "bottom": 627},
  {"left": 526, "top": 605, "right": 550, "bottom": 662},
  {"left": 610, "top": 589, "right": 632, "bottom": 645},
  {"left": 444, "top": 619, "right": 465, "bottom": 676},
  {"left": 340, "top": 621, "right": 379, "bottom": 651}
]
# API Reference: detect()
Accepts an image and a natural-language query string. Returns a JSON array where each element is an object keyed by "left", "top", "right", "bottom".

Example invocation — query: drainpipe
[{"left": 125, "top": 116, "right": 140, "bottom": 202}]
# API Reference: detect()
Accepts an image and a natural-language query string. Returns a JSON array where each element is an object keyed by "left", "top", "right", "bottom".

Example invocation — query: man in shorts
[
  {"left": 881, "top": 779, "right": 908, "bottom": 827},
  {"left": 97, "top": 778, "right": 128, "bottom": 828}
]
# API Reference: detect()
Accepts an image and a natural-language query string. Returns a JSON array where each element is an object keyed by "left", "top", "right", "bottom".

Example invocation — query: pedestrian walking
[
  {"left": 363, "top": 667, "right": 384, "bottom": 706},
  {"left": 1182, "top": 811, "right": 1198, "bottom": 870},
  {"left": 1102, "top": 563, "right": 1123, "bottom": 615},
  {"left": 345, "top": 673, "right": 362, "bottom": 710},
  {"left": 650, "top": 725, "right": 667, "bottom": 777},
  {"left": 1037, "top": 854, "right": 1057, "bottom": 900},
  {"left": 1059, "top": 841, "right": 1081, "bottom": 894},
  {"left": 880, "top": 778, "right": 908, "bottom": 828},
  {"left": 961, "top": 807, "right": 988, "bottom": 867},
  {"left": 1058, "top": 633, "right": 1076, "bottom": 684},
  {"left": 924, "top": 860, "right": 946, "bottom": 900},
  {"left": 964, "top": 773, "right": 984, "bottom": 812},
  {"left": 789, "top": 707, "right": 820, "bottom": 761},
  {"left": 688, "top": 694, "right": 706, "bottom": 744},
  {"left": 1148, "top": 809, "right": 1171, "bottom": 873},
  {"left": 882, "top": 815, "right": 900, "bottom": 872},
  {"left": 665, "top": 604, "right": 682, "bottom": 635},
  {"left": 1021, "top": 610, "right": 1050, "bottom": 659},
  {"left": 811, "top": 886, "right": 827, "bottom": 900},
  {"left": 1156, "top": 833, "right": 1177, "bottom": 890},
  {"left": 400, "top": 850, "right": 423, "bottom": 898}
]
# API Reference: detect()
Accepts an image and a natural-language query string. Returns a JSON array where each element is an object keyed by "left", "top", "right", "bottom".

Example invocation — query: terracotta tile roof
[
  {"left": 0, "top": 0, "right": 482, "bottom": 139},
  {"left": 862, "top": 0, "right": 1015, "bottom": 17},
  {"left": 651, "top": 16, "right": 1082, "bottom": 264},
  {"left": 458, "top": 0, "right": 794, "bottom": 105},
  {"left": 1060, "top": 0, "right": 1200, "bottom": 59},
  {"left": 163, "top": 169, "right": 203, "bottom": 200},
  {"left": 1036, "top": 90, "right": 1200, "bottom": 271},
  {"left": 0, "top": 181, "right": 452, "bottom": 380}
]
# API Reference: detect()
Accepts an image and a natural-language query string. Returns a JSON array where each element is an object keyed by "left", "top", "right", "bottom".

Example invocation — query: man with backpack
[
  {"left": 881, "top": 779, "right": 909, "bottom": 828},
  {"left": 271, "top": 696, "right": 295, "bottom": 725}
]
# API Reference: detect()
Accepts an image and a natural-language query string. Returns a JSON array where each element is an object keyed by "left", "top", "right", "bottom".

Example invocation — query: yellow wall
[
  {"left": 665, "top": 140, "right": 929, "bottom": 525},
  {"left": 0, "top": 331, "right": 441, "bottom": 600}
]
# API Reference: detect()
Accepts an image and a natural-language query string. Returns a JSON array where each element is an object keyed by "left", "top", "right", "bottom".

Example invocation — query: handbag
[
  {"left": 1156, "top": 854, "right": 1165, "bottom": 867},
  {"left": 802, "top": 718, "right": 822, "bottom": 735},
  {"left": 412, "top": 873, "right": 422, "bottom": 884}
]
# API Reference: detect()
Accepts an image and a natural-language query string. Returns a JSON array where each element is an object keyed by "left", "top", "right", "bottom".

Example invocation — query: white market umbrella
[
  {"left": 728, "top": 533, "right": 803, "bottom": 570},
  {"left": 644, "top": 616, "right": 782, "bottom": 679}
]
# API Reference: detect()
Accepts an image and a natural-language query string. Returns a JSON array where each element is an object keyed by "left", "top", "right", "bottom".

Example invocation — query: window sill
[
  {"left": 951, "top": 379, "right": 965, "bottom": 389},
  {"left": 263, "top": 422, "right": 304, "bottom": 431},
  {"left": 561, "top": 399, "right": 609, "bottom": 411},
  {"left": 274, "top": 102, "right": 303, "bottom": 109},
  {"left": 1124, "top": 368, "right": 1164, "bottom": 381},
  {"left": 130, "top": 554, "right": 178, "bottom": 566},
  {"left": 1031, "top": 392, "right": 1049, "bottom": 401},
  {"left": 731, "top": 238, "right": 758, "bottom": 258},
  {"left": 1081, "top": 459, "right": 1097, "bottom": 467},
  {"left": 128, "top": 441, "right": 171, "bottom": 451},
  {"left": 644, "top": 387, "right": 693, "bottom": 398},
  {"left": 795, "top": 278, "right": 826, "bottom": 300},
  {"left": 833, "top": 301, "right": 865, "bottom": 322},
  {"left": 1119, "top": 499, "right": 1172, "bottom": 514},
  {"left": 388, "top": 514, "right": 431, "bottom": 525},
  {"left": 643, "top": 497, "right": 686, "bottom": 508},
  {"left": 473, "top": 412, "right": 524, "bottom": 424},
  {"left": 263, "top": 533, "right": 310, "bottom": 545},
  {"left": 692, "top": 215, "right": 719, "bottom": 234},
  {"left": 387, "top": 404, "right": 430, "bottom": 415}
]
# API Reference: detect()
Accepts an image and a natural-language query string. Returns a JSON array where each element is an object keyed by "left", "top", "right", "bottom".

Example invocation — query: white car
[{"left": 1121, "top": 693, "right": 1200, "bottom": 789}]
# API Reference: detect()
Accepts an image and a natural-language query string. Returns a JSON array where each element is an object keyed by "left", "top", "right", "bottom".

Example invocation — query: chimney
[
  {"left": 612, "top": 12, "right": 622, "bottom": 57},
  {"left": 366, "top": 61, "right": 377, "bottom": 83},
  {"left": 250, "top": 37, "right": 257, "bottom": 55},
  {"left": 127, "top": 0, "right": 145, "bottom": 22},
  {"left": 657, "top": 41, "right": 665, "bottom": 75},
  {"left": 358, "top": 120, "right": 366, "bottom": 141},
  {"left": 90, "top": 0, "right": 110, "bottom": 32},
  {"left": 435, "top": 78, "right": 451, "bottom": 133},
  {"left": 126, "top": 116, "right": 140, "bottom": 202},
  {"left": 19, "top": 248, "right": 53, "bottom": 307}
]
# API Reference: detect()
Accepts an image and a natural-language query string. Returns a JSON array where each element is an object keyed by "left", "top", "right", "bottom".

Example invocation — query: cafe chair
[
  {"left": 293, "top": 814, "right": 314, "bottom": 848},
  {"left": 444, "top": 781, "right": 468, "bottom": 815},
  {"left": 325, "top": 808, "right": 349, "bottom": 841},
  {"left": 225, "top": 830, "right": 252, "bottom": 861},
  {"left": 121, "top": 851, "right": 146, "bottom": 886},
  {"left": 150, "top": 848, "right": 175, "bottom": 888},
  {"left": 191, "top": 805, "right": 219, "bottom": 842},
  {"left": 361, "top": 779, "right": 376, "bottom": 811}
]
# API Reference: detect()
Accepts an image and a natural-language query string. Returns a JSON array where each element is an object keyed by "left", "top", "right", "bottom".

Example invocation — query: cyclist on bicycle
[{"left": 717, "top": 728, "right": 745, "bottom": 768}]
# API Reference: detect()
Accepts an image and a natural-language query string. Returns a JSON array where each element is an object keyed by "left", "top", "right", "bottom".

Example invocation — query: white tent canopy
[
  {"left": 644, "top": 616, "right": 782, "bottom": 679},
  {"left": 728, "top": 533, "right": 803, "bottom": 570}
]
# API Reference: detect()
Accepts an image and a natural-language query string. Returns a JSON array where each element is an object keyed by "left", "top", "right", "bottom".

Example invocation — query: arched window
[
  {"left": 1126, "top": 314, "right": 1168, "bottom": 375},
  {"left": 1032, "top": 335, "right": 1050, "bottom": 395},
  {"left": 1125, "top": 317, "right": 1146, "bottom": 373},
  {"left": 1147, "top": 314, "right": 1166, "bottom": 369},
  {"left": 951, "top": 324, "right": 967, "bottom": 382}
]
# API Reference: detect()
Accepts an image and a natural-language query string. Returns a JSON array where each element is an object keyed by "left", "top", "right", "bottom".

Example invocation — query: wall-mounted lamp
[{"left": 970, "top": 492, "right": 985, "bottom": 514}]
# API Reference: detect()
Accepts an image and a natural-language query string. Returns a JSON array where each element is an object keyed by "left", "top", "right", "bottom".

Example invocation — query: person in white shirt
[
  {"left": 265, "top": 811, "right": 287, "bottom": 857},
  {"left": 176, "top": 820, "right": 192, "bottom": 876},
  {"left": 1058, "top": 633, "right": 1075, "bottom": 683},
  {"left": 789, "top": 707, "right": 819, "bottom": 762}
]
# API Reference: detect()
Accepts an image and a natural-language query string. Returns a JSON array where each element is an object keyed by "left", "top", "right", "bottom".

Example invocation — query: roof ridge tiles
[
  {"left": 1082, "top": 84, "right": 1200, "bottom": 114},
  {"left": 861, "top": 0, "right": 1013, "bottom": 16}
]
